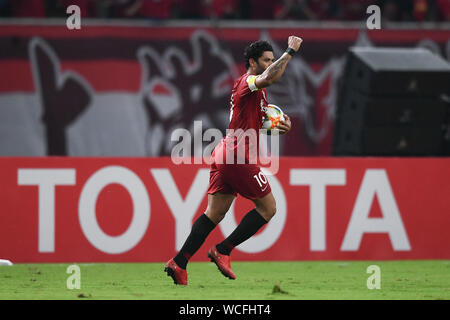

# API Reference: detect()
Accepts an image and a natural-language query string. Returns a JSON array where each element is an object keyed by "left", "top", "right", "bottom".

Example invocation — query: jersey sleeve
[{"left": 235, "top": 74, "right": 260, "bottom": 97}]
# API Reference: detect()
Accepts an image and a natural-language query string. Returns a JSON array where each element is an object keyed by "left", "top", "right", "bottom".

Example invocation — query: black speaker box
[
  {"left": 333, "top": 47, "right": 450, "bottom": 156},
  {"left": 337, "top": 91, "right": 446, "bottom": 127},
  {"left": 343, "top": 47, "right": 450, "bottom": 96},
  {"left": 334, "top": 94, "right": 445, "bottom": 156},
  {"left": 335, "top": 124, "right": 444, "bottom": 156},
  {"left": 442, "top": 95, "right": 450, "bottom": 155}
]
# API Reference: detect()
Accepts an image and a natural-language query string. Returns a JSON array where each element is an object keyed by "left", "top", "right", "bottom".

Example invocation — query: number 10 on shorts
[{"left": 253, "top": 172, "right": 268, "bottom": 189}]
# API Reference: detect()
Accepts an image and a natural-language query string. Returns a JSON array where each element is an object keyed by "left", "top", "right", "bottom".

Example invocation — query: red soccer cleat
[
  {"left": 207, "top": 246, "right": 236, "bottom": 280},
  {"left": 164, "top": 258, "right": 188, "bottom": 285}
]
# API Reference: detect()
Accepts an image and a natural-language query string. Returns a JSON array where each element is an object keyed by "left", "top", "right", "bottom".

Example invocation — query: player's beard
[{"left": 255, "top": 63, "right": 266, "bottom": 75}]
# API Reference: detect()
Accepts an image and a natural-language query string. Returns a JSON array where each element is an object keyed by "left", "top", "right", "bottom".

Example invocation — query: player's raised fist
[{"left": 288, "top": 36, "right": 303, "bottom": 52}]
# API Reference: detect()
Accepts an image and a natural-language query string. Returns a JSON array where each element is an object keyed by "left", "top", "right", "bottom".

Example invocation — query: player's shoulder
[
  {"left": 232, "top": 73, "right": 248, "bottom": 92},
  {"left": 233, "top": 73, "right": 259, "bottom": 94},
  {"left": 234, "top": 73, "right": 249, "bottom": 86}
]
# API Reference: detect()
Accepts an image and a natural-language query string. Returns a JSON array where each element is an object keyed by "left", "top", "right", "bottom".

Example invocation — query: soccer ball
[{"left": 262, "top": 104, "right": 285, "bottom": 133}]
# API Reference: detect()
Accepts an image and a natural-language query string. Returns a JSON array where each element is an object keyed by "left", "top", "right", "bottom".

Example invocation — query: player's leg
[
  {"left": 214, "top": 164, "right": 274, "bottom": 254},
  {"left": 208, "top": 192, "right": 275, "bottom": 280},
  {"left": 165, "top": 192, "right": 234, "bottom": 285},
  {"left": 252, "top": 191, "right": 277, "bottom": 221},
  {"left": 215, "top": 191, "right": 275, "bottom": 256},
  {"left": 208, "top": 167, "right": 275, "bottom": 279},
  {"left": 172, "top": 192, "right": 235, "bottom": 269},
  {"left": 205, "top": 192, "right": 236, "bottom": 224}
]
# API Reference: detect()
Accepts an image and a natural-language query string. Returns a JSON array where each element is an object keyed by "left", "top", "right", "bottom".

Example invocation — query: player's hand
[
  {"left": 288, "top": 36, "right": 303, "bottom": 52},
  {"left": 276, "top": 114, "right": 291, "bottom": 135}
]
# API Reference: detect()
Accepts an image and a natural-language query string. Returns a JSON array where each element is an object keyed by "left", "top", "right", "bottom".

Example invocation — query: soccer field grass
[{"left": 0, "top": 260, "right": 449, "bottom": 300}]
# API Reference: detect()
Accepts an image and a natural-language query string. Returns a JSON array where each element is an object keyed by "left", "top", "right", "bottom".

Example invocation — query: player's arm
[{"left": 255, "top": 36, "right": 303, "bottom": 89}]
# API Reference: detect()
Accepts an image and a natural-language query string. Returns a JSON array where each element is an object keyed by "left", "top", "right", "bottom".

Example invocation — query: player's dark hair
[{"left": 244, "top": 40, "right": 274, "bottom": 70}]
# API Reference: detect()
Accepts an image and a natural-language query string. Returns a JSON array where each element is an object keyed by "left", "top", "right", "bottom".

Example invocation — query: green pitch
[{"left": 0, "top": 260, "right": 449, "bottom": 300}]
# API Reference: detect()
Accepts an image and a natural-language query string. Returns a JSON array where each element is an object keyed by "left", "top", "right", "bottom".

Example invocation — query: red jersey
[
  {"left": 212, "top": 73, "right": 268, "bottom": 165},
  {"left": 228, "top": 73, "right": 268, "bottom": 132},
  {"left": 207, "top": 73, "right": 272, "bottom": 199}
]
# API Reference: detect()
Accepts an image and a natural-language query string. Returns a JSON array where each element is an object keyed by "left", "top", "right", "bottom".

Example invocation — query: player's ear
[{"left": 249, "top": 58, "right": 257, "bottom": 68}]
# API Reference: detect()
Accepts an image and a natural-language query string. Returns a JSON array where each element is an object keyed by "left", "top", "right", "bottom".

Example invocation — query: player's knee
[
  {"left": 205, "top": 208, "right": 227, "bottom": 224},
  {"left": 216, "top": 210, "right": 227, "bottom": 221},
  {"left": 259, "top": 204, "right": 276, "bottom": 221}
]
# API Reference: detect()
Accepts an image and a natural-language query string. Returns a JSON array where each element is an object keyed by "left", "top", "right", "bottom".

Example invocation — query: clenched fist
[{"left": 288, "top": 36, "right": 303, "bottom": 52}]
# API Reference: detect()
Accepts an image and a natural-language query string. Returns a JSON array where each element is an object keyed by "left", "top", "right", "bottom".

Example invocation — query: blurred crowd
[{"left": 0, "top": 0, "right": 449, "bottom": 22}]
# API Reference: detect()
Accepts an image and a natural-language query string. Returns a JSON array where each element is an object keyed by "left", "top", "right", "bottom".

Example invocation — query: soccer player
[{"left": 165, "top": 36, "right": 303, "bottom": 285}]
